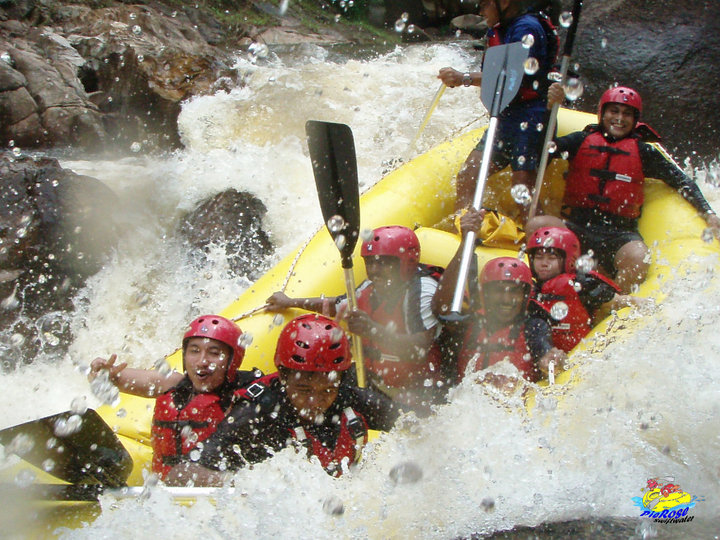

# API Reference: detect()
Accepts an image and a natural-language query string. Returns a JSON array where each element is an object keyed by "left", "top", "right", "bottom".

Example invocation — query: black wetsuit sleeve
[
  {"left": 639, "top": 142, "right": 714, "bottom": 215},
  {"left": 341, "top": 374, "right": 401, "bottom": 431},
  {"left": 576, "top": 273, "right": 617, "bottom": 312},
  {"left": 524, "top": 317, "right": 554, "bottom": 361},
  {"left": 198, "top": 401, "right": 258, "bottom": 471}
]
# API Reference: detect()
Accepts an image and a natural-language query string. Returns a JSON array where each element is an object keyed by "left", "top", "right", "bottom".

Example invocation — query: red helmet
[
  {"left": 527, "top": 226, "right": 581, "bottom": 274},
  {"left": 598, "top": 86, "right": 642, "bottom": 122},
  {"left": 361, "top": 226, "right": 420, "bottom": 277},
  {"left": 183, "top": 315, "right": 245, "bottom": 382},
  {"left": 274, "top": 314, "right": 351, "bottom": 372},
  {"left": 480, "top": 257, "right": 533, "bottom": 309},
  {"left": 480, "top": 257, "right": 533, "bottom": 287}
]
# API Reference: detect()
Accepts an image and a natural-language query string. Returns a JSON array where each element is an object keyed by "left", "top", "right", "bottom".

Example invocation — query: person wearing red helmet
[
  {"left": 167, "top": 315, "right": 399, "bottom": 485},
  {"left": 438, "top": 0, "right": 559, "bottom": 220},
  {"left": 88, "top": 315, "right": 259, "bottom": 482},
  {"left": 526, "top": 82, "right": 720, "bottom": 293},
  {"left": 527, "top": 226, "right": 649, "bottom": 352},
  {"left": 266, "top": 225, "right": 445, "bottom": 413},
  {"left": 434, "top": 208, "right": 565, "bottom": 384}
]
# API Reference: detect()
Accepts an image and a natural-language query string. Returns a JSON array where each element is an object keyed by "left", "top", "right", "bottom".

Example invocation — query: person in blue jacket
[{"left": 438, "top": 0, "right": 559, "bottom": 220}]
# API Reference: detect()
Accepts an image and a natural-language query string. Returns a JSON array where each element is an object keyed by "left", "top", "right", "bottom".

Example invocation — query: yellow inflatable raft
[{"left": 5, "top": 108, "right": 719, "bottom": 535}]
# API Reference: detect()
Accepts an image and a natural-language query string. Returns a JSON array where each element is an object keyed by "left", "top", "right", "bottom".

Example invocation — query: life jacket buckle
[{"left": 245, "top": 382, "right": 265, "bottom": 399}]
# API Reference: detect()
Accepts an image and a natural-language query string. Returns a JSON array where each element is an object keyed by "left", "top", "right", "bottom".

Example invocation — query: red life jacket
[
  {"left": 239, "top": 373, "right": 368, "bottom": 477},
  {"left": 563, "top": 129, "right": 645, "bottom": 218},
  {"left": 533, "top": 271, "right": 619, "bottom": 352},
  {"left": 457, "top": 314, "right": 537, "bottom": 383},
  {"left": 356, "top": 270, "right": 442, "bottom": 389},
  {"left": 151, "top": 391, "right": 227, "bottom": 478},
  {"left": 486, "top": 11, "right": 559, "bottom": 102},
  {"left": 293, "top": 408, "right": 368, "bottom": 477}
]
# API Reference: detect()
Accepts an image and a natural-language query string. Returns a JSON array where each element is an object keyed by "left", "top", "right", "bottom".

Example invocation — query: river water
[{"left": 1, "top": 41, "right": 719, "bottom": 539}]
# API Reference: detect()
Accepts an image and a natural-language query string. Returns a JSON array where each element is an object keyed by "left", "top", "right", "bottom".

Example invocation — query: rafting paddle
[
  {"left": 0, "top": 409, "right": 132, "bottom": 488},
  {"left": 446, "top": 42, "right": 529, "bottom": 318},
  {"left": 305, "top": 120, "right": 366, "bottom": 387},
  {"left": 528, "top": 0, "right": 584, "bottom": 219}
]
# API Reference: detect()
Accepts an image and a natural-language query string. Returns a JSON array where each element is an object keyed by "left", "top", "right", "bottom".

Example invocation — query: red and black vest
[
  {"left": 457, "top": 313, "right": 537, "bottom": 383},
  {"left": 239, "top": 373, "right": 369, "bottom": 477},
  {"left": 151, "top": 390, "right": 228, "bottom": 478},
  {"left": 486, "top": 11, "right": 559, "bottom": 102},
  {"left": 563, "top": 129, "right": 645, "bottom": 218},
  {"left": 356, "top": 272, "right": 442, "bottom": 389},
  {"left": 292, "top": 408, "right": 368, "bottom": 477},
  {"left": 533, "top": 271, "right": 620, "bottom": 352}
]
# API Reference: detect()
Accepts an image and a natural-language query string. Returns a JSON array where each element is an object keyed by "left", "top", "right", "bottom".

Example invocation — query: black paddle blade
[
  {"left": 0, "top": 409, "right": 132, "bottom": 488},
  {"left": 305, "top": 120, "right": 361, "bottom": 269},
  {"left": 480, "top": 42, "right": 529, "bottom": 115}
]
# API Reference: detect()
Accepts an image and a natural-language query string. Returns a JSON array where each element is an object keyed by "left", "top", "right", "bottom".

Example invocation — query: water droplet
[
  {"left": 0, "top": 52, "right": 11, "bottom": 65},
  {"left": 131, "top": 25, "right": 142, "bottom": 35},
  {"left": 559, "top": 11, "right": 573, "bottom": 28},
  {"left": 563, "top": 77, "right": 584, "bottom": 101},
  {"left": 535, "top": 122, "right": 544, "bottom": 132},
  {"left": 521, "top": 34, "right": 534, "bottom": 49},
  {"left": 335, "top": 234, "right": 346, "bottom": 250},
  {"left": 601, "top": 37, "right": 608, "bottom": 49},
  {"left": 238, "top": 333, "right": 254, "bottom": 348},
  {"left": 519, "top": 121, "right": 528, "bottom": 131},
  {"left": 701, "top": 227, "right": 714, "bottom": 243},
  {"left": 517, "top": 155, "right": 526, "bottom": 166},
  {"left": 10, "top": 333, "right": 24, "bottom": 347},
  {"left": 116, "top": 408, "right": 127, "bottom": 418},
  {"left": 129, "top": 12, "right": 137, "bottom": 20},
  {"left": 561, "top": 151, "right": 569, "bottom": 160},
  {"left": 137, "top": 54, "right": 144, "bottom": 62},
  {"left": 327, "top": 215, "right": 345, "bottom": 232},
  {"left": 70, "top": 396, "right": 88, "bottom": 415},
  {"left": 42, "top": 458, "right": 55, "bottom": 472},
  {"left": 14, "top": 469, "right": 36, "bottom": 488},
  {"left": 481, "top": 497, "right": 495, "bottom": 511},
  {"left": 547, "top": 71, "right": 563, "bottom": 83},
  {"left": 523, "top": 57, "right": 539, "bottom": 75},
  {"left": 54, "top": 414, "right": 83, "bottom": 437},
  {"left": 575, "top": 252, "right": 596, "bottom": 273},
  {"left": 180, "top": 425, "right": 193, "bottom": 439},
  {"left": 12, "top": 147, "right": 21, "bottom": 157},
  {"left": 248, "top": 42, "right": 269, "bottom": 63},
  {"left": 279, "top": 0, "right": 289, "bottom": 16},
  {"left": 8, "top": 433, "right": 34, "bottom": 456},
  {"left": 389, "top": 461, "right": 423, "bottom": 484},
  {"left": 401, "top": 12, "right": 409, "bottom": 22},
  {"left": 189, "top": 449, "right": 201, "bottom": 461},
  {"left": 330, "top": 327, "right": 344, "bottom": 343},
  {"left": 130, "top": 141, "right": 142, "bottom": 153},
  {"left": 547, "top": 141, "right": 557, "bottom": 154},
  {"left": 511, "top": 184, "right": 531, "bottom": 205},
  {"left": 334, "top": 14, "right": 341, "bottom": 22},
  {"left": 572, "top": 280, "right": 582, "bottom": 292},
  {"left": 550, "top": 301, "right": 569, "bottom": 321},
  {"left": 407, "top": 24, "right": 416, "bottom": 34},
  {"left": 273, "top": 314, "right": 285, "bottom": 327},
  {"left": 323, "top": 495, "right": 345, "bottom": 515}
]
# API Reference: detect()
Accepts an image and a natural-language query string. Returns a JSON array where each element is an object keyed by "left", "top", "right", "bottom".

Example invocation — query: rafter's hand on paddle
[
  {"left": 547, "top": 82, "right": 565, "bottom": 108},
  {"left": 438, "top": 67, "right": 474, "bottom": 88}
]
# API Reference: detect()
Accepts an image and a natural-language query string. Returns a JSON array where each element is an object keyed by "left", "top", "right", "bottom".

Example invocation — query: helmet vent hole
[
  {"left": 295, "top": 340, "right": 310, "bottom": 349},
  {"left": 291, "top": 355, "right": 306, "bottom": 364},
  {"left": 329, "top": 342, "right": 341, "bottom": 350},
  {"left": 333, "top": 356, "right": 345, "bottom": 365}
]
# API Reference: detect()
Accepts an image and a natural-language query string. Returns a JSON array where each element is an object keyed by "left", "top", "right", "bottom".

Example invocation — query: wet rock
[
  {"left": 570, "top": 0, "right": 720, "bottom": 161},
  {"left": 178, "top": 189, "right": 273, "bottom": 280},
  {"left": 0, "top": 151, "right": 118, "bottom": 319}
]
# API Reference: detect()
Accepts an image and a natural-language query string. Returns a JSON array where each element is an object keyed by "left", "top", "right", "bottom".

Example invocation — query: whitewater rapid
[{"left": 1, "top": 42, "right": 719, "bottom": 539}]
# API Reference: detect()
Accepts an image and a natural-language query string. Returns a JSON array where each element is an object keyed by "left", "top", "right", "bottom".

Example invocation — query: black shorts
[{"left": 562, "top": 208, "right": 644, "bottom": 276}]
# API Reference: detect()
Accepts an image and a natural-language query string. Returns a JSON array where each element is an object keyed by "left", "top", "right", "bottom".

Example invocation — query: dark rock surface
[{"left": 178, "top": 189, "right": 274, "bottom": 281}]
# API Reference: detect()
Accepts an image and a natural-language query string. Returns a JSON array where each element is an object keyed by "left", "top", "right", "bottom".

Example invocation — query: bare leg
[
  {"left": 455, "top": 150, "right": 500, "bottom": 211},
  {"left": 614, "top": 240, "right": 650, "bottom": 294}
]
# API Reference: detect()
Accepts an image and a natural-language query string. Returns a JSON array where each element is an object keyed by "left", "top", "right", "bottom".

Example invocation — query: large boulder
[
  {"left": 178, "top": 189, "right": 274, "bottom": 280},
  {"left": 569, "top": 0, "right": 720, "bottom": 161},
  {"left": 0, "top": 1, "right": 241, "bottom": 153}
]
